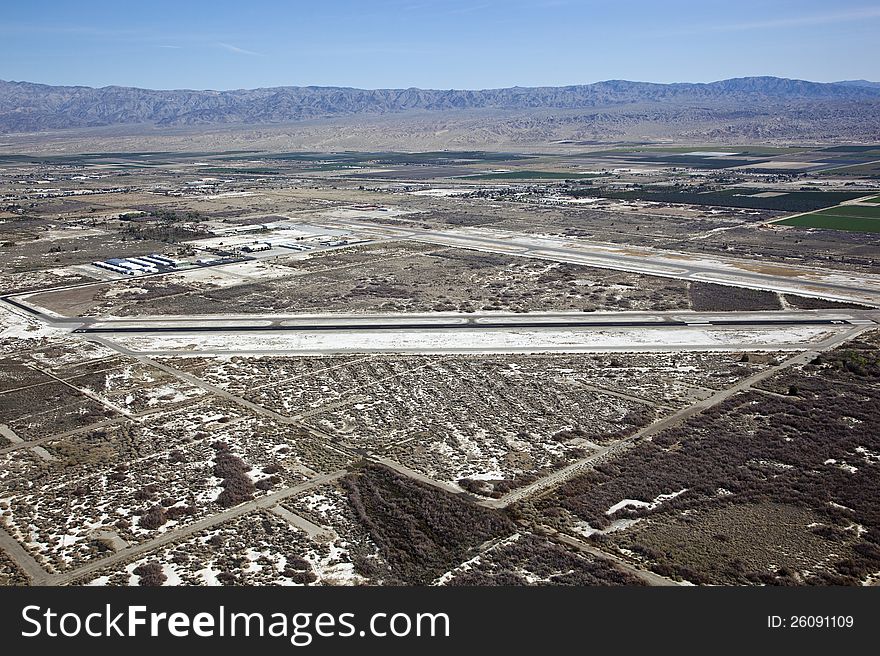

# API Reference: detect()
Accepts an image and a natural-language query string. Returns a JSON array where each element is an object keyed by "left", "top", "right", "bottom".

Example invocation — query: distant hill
[
  {"left": 1, "top": 76, "right": 880, "bottom": 135},
  {"left": 835, "top": 79, "right": 880, "bottom": 90}
]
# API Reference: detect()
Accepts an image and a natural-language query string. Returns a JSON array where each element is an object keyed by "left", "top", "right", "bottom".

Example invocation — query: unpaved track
[
  {"left": 539, "top": 527, "right": 683, "bottom": 587},
  {"left": 0, "top": 525, "right": 51, "bottom": 585},
  {"left": 50, "top": 470, "right": 346, "bottom": 586},
  {"left": 482, "top": 326, "right": 869, "bottom": 509}
]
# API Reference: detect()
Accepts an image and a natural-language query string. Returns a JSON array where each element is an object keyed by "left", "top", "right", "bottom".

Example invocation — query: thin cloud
[
  {"left": 725, "top": 8, "right": 880, "bottom": 31},
  {"left": 447, "top": 2, "right": 494, "bottom": 15},
  {"left": 158, "top": 45, "right": 182, "bottom": 49},
  {"left": 671, "top": 7, "right": 880, "bottom": 35},
  {"left": 217, "top": 42, "right": 262, "bottom": 56}
]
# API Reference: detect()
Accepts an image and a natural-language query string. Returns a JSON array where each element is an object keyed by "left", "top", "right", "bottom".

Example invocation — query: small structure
[{"left": 241, "top": 242, "right": 272, "bottom": 253}]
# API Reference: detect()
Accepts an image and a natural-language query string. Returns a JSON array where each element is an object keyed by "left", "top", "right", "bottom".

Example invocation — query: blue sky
[{"left": 2, "top": 0, "right": 879, "bottom": 90}]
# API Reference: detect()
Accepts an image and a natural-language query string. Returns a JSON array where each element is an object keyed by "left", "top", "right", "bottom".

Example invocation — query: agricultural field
[
  {"left": 464, "top": 170, "right": 604, "bottom": 181},
  {"left": 780, "top": 203, "right": 880, "bottom": 232},
  {"left": 820, "top": 162, "right": 880, "bottom": 178}
]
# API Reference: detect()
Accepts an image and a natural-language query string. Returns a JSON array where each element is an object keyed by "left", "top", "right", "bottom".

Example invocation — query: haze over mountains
[{"left": 2, "top": 76, "right": 879, "bottom": 147}]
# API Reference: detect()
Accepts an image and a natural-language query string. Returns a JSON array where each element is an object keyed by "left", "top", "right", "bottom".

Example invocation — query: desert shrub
[
  {"left": 689, "top": 282, "right": 780, "bottom": 311},
  {"left": 533, "top": 334, "right": 880, "bottom": 584},
  {"left": 783, "top": 294, "right": 867, "bottom": 310},
  {"left": 446, "top": 534, "right": 643, "bottom": 586},
  {"left": 133, "top": 562, "right": 166, "bottom": 586},
  {"left": 216, "top": 572, "right": 238, "bottom": 585},
  {"left": 139, "top": 506, "right": 167, "bottom": 530},
  {"left": 212, "top": 442, "right": 255, "bottom": 508},
  {"left": 287, "top": 570, "right": 317, "bottom": 585},
  {"left": 134, "top": 485, "right": 158, "bottom": 501},
  {"left": 341, "top": 463, "right": 515, "bottom": 584}
]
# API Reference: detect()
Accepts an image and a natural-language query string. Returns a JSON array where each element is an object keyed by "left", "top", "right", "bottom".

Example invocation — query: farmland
[
  {"left": 780, "top": 203, "right": 880, "bottom": 232},
  {"left": 465, "top": 171, "right": 604, "bottom": 181}
]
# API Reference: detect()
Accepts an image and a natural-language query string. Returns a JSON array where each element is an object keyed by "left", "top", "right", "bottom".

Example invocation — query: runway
[{"left": 71, "top": 311, "right": 872, "bottom": 334}]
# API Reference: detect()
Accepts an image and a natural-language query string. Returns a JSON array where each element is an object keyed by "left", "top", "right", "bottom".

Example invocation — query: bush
[
  {"left": 133, "top": 562, "right": 166, "bottom": 586},
  {"left": 212, "top": 442, "right": 255, "bottom": 508},
  {"left": 139, "top": 506, "right": 167, "bottom": 530}
]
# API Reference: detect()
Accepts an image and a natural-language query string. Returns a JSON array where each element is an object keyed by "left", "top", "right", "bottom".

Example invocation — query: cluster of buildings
[
  {"left": 240, "top": 240, "right": 317, "bottom": 253},
  {"left": 91, "top": 254, "right": 178, "bottom": 276},
  {"left": 238, "top": 237, "right": 369, "bottom": 253}
]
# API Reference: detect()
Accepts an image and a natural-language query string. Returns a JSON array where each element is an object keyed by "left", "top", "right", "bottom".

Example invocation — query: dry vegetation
[
  {"left": 165, "top": 351, "right": 770, "bottom": 496},
  {"left": 81, "top": 510, "right": 366, "bottom": 586},
  {"left": 443, "top": 532, "right": 643, "bottom": 586},
  {"left": 689, "top": 282, "right": 781, "bottom": 311},
  {"left": 525, "top": 331, "right": 880, "bottom": 585},
  {"left": 0, "top": 550, "right": 29, "bottom": 585},
  {"left": 341, "top": 463, "right": 515, "bottom": 584},
  {"left": 26, "top": 243, "right": 695, "bottom": 317},
  {"left": 2, "top": 140, "right": 878, "bottom": 588}
]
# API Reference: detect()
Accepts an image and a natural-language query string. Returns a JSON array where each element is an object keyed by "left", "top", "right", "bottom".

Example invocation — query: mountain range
[{"left": 1, "top": 76, "right": 879, "bottom": 135}]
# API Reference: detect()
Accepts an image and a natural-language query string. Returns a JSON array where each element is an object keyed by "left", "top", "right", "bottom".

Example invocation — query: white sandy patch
[
  {"left": 409, "top": 188, "right": 472, "bottom": 197},
  {"left": 606, "top": 489, "right": 688, "bottom": 515},
  {"left": 205, "top": 191, "right": 254, "bottom": 199},
  {"left": 0, "top": 306, "right": 66, "bottom": 342}
]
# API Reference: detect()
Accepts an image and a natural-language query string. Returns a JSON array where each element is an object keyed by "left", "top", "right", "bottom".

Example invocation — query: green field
[
  {"left": 821, "top": 145, "right": 880, "bottom": 153},
  {"left": 810, "top": 205, "right": 880, "bottom": 219},
  {"left": 466, "top": 170, "right": 602, "bottom": 180},
  {"left": 779, "top": 215, "right": 880, "bottom": 232},
  {"left": 780, "top": 203, "right": 880, "bottom": 232},
  {"left": 864, "top": 196, "right": 880, "bottom": 203}
]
